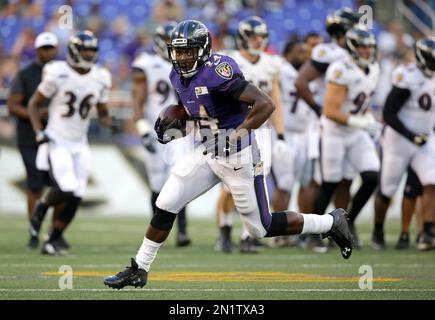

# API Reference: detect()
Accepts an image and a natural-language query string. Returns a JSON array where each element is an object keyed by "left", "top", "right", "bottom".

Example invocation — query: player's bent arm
[
  {"left": 269, "top": 78, "right": 285, "bottom": 136},
  {"left": 28, "top": 90, "right": 49, "bottom": 132},
  {"left": 383, "top": 86, "right": 416, "bottom": 141},
  {"left": 295, "top": 61, "right": 323, "bottom": 116},
  {"left": 237, "top": 83, "right": 275, "bottom": 132},
  {"left": 323, "top": 82, "right": 348, "bottom": 125}
]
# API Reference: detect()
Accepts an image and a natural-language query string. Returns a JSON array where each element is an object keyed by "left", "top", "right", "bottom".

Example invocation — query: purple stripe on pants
[{"left": 254, "top": 174, "right": 272, "bottom": 230}]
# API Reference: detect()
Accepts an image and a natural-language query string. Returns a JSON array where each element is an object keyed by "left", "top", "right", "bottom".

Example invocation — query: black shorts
[
  {"left": 18, "top": 144, "right": 51, "bottom": 192},
  {"left": 403, "top": 167, "right": 423, "bottom": 199}
]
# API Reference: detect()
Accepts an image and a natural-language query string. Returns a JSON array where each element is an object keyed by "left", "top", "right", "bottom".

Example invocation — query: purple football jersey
[{"left": 169, "top": 53, "right": 249, "bottom": 130}]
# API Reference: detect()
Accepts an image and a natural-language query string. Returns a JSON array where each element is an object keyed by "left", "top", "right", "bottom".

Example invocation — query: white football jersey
[
  {"left": 132, "top": 52, "right": 177, "bottom": 123},
  {"left": 390, "top": 63, "right": 435, "bottom": 135},
  {"left": 281, "top": 59, "right": 315, "bottom": 132},
  {"left": 310, "top": 42, "right": 348, "bottom": 105},
  {"left": 224, "top": 50, "right": 281, "bottom": 95},
  {"left": 322, "top": 56, "right": 380, "bottom": 134},
  {"left": 38, "top": 60, "right": 111, "bottom": 142}
]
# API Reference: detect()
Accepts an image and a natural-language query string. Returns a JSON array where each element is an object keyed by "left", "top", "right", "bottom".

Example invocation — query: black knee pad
[
  {"left": 58, "top": 197, "right": 81, "bottom": 224},
  {"left": 151, "top": 207, "right": 177, "bottom": 231},
  {"left": 265, "top": 212, "right": 288, "bottom": 238},
  {"left": 404, "top": 168, "right": 423, "bottom": 199},
  {"left": 361, "top": 171, "right": 379, "bottom": 188},
  {"left": 45, "top": 187, "right": 74, "bottom": 206}
]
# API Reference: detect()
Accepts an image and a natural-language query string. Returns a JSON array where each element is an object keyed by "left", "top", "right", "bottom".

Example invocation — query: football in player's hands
[
  {"left": 155, "top": 104, "right": 190, "bottom": 144},
  {"left": 161, "top": 104, "right": 190, "bottom": 123}
]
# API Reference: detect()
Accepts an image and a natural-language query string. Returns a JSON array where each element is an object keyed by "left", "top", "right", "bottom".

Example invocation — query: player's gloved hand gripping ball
[{"left": 154, "top": 104, "right": 190, "bottom": 144}]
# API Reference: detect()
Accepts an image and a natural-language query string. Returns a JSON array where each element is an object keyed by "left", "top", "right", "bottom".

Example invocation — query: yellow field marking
[{"left": 41, "top": 271, "right": 401, "bottom": 283}]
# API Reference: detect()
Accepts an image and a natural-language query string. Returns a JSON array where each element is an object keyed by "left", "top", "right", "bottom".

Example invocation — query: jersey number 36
[{"left": 62, "top": 91, "right": 94, "bottom": 119}]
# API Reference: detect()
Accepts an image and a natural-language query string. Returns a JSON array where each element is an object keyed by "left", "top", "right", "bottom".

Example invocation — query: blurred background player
[
  {"left": 270, "top": 39, "right": 316, "bottom": 247},
  {"left": 295, "top": 7, "right": 361, "bottom": 252},
  {"left": 132, "top": 22, "right": 191, "bottom": 247},
  {"left": 373, "top": 36, "right": 435, "bottom": 251},
  {"left": 7, "top": 32, "right": 70, "bottom": 250},
  {"left": 315, "top": 25, "right": 381, "bottom": 249},
  {"left": 28, "top": 30, "right": 117, "bottom": 255},
  {"left": 395, "top": 167, "right": 424, "bottom": 249},
  {"left": 215, "top": 16, "right": 287, "bottom": 253}
]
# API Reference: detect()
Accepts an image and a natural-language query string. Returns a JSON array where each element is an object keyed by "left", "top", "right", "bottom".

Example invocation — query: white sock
[
  {"left": 135, "top": 237, "right": 164, "bottom": 272},
  {"left": 301, "top": 213, "right": 333, "bottom": 234},
  {"left": 241, "top": 226, "right": 251, "bottom": 240},
  {"left": 219, "top": 211, "right": 233, "bottom": 227}
]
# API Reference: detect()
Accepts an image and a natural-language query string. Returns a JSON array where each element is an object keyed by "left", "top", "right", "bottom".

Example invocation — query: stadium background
[{"left": 1, "top": 0, "right": 433, "bottom": 218}]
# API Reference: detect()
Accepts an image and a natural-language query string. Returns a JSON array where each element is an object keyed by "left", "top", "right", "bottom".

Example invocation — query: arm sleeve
[
  {"left": 383, "top": 86, "right": 415, "bottom": 141},
  {"left": 9, "top": 72, "right": 24, "bottom": 95}
]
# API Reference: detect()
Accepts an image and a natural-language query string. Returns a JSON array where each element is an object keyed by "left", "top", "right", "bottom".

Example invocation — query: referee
[{"left": 7, "top": 32, "right": 60, "bottom": 249}]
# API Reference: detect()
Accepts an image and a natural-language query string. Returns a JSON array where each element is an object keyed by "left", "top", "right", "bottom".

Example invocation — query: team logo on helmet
[{"left": 215, "top": 62, "right": 233, "bottom": 79}]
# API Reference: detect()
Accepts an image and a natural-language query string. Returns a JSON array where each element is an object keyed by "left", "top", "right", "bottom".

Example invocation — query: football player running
[
  {"left": 373, "top": 36, "right": 435, "bottom": 251},
  {"left": 295, "top": 8, "right": 360, "bottom": 252},
  {"left": 314, "top": 25, "right": 381, "bottom": 249},
  {"left": 28, "top": 31, "right": 116, "bottom": 255},
  {"left": 104, "top": 20, "right": 353, "bottom": 290},
  {"left": 271, "top": 40, "right": 316, "bottom": 247},
  {"left": 215, "top": 16, "right": 287, "bottom": 253},
  {"left": 132, "top": 22, "right": 191, "bottom": 247}
]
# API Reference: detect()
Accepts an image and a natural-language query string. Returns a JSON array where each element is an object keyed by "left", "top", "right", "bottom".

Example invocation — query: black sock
[
  {"left": 35, "top": 201, "right": 50, "bottom": 220},
  {"left": 423, "top": 222, "right": 434, "bottom": 234},
  {"left": 48, "top": 228, "right": 63, "bottom": 242},
  {"left": 221, "top": 225, "right": 232, "bottom": 242},
  {"left": 313, "top": 182, "right": 339, "bottom": 215},
  {"left": 348, "top": 171, "right": 378, "bottom": 224},
  {"left": 177, "top": 207, "right": 187, "bottom": 235},
  {"left": 375, "top": 223, "right": 384, "bottom": 234}
]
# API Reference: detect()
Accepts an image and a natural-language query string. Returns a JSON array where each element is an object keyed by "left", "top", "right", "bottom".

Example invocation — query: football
[{"left": 161, "top": 104, "right": 190, "bottom": 123}]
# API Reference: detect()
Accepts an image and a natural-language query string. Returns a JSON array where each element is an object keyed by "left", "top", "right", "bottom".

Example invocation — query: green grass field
[{"left": 0, "top": 214, "right": 434, "bottom": 300}]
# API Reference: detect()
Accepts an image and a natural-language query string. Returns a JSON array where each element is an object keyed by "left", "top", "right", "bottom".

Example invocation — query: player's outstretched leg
[{"left": 262, "top": 208, "right": 354, "bottom": 259}]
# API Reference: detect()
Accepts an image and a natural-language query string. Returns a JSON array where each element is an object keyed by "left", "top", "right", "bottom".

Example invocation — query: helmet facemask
[{"left": 168, "top": 36, "right": 210, "bottom": 78}]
